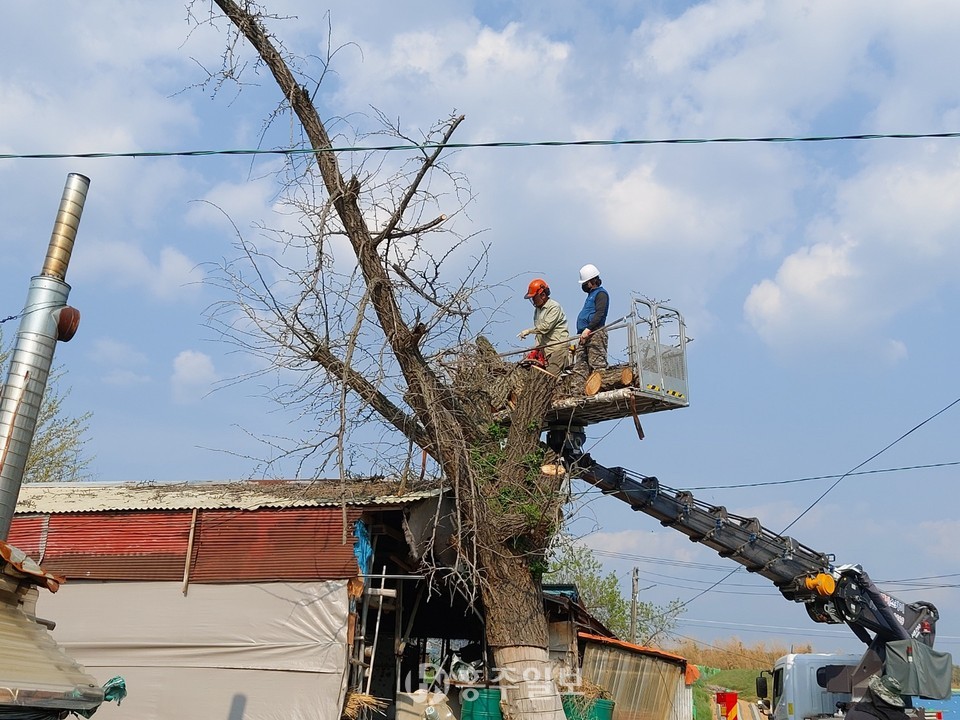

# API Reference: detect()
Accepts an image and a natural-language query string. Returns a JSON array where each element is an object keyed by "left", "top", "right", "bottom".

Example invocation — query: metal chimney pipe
[{"left": 0, "top": 173, "right": 89, "bottom": 539}]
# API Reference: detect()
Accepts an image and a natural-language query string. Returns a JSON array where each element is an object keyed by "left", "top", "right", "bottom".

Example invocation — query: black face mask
[{"left": 581, "top": 281, "right": 591, "bottom": 293}]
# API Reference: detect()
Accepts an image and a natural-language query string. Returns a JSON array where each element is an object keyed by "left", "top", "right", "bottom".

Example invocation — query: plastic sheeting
[
  {"left": 886, "top": 640, "right": 953, "bottom": 700},
  {"left": 38, "top": 580, "right": 351, "bottom": 720},
  {"left": 354, "top": 520, "right": 373, "bottom": 576},
  {"left": 581, "top": 641, "right": 684, "bottom": 720}
]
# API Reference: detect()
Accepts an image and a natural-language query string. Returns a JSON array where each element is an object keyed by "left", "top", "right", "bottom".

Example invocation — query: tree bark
[{"left": 472, "top": 370, "right": 566, "bottom": 719}]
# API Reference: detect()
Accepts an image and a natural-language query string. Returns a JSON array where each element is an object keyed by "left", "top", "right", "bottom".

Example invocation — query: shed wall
[
  {"left": 9, "top": 507, "right": 361, "bottom": 581},
  {"left": 38, "top": 580, "right": 350, "bottom": 720},
  {"left": 581, "top": 643, "right": 685, "bottom": 720}
]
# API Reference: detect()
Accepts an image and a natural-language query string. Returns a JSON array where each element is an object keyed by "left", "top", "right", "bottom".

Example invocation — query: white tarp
[{"left": 37, "top": 580, "right": 350, "bottom": 720}]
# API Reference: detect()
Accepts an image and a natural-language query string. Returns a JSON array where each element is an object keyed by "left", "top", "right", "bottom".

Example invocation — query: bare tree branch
[{"left": 374, "top": 115, "right": 465, "bottom": 246}]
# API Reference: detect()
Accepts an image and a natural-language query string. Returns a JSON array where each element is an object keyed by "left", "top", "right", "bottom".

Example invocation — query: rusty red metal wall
[{"left": 9, "top": 507, "right": 361, "bottom": 582}]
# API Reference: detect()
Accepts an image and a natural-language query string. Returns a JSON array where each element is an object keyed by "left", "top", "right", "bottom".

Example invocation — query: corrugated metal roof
[
  {"left": 0, "top": 587, "right": 103, "bottom": 712},
  {"left": 9, "top": 507, "right": 366, "bottom": 582},
  {"left": 14, "top": 480, "right": 440, "bottom": 514},
  {"left": 579, "top": 631, "right": 688, "bottom": 667}
]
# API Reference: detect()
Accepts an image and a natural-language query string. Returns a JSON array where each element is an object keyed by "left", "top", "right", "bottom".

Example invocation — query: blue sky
[{"left": 2, "top": 1, "right": 960, "bottom": 655}]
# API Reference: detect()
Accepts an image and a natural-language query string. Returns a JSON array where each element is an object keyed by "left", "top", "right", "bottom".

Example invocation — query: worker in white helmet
[{"left": 573, "top": 263, "right": 609, "bottom": 382}]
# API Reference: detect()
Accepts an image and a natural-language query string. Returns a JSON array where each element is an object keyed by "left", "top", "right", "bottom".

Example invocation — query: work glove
[
  {"left": 518, "top": 329, "right": 532, "bottom": 339},
  {"left": 580, "top": 328, "right": 592, "bottom": 343}
]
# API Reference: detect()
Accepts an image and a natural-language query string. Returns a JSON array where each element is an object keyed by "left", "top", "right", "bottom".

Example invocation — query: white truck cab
[
  {"left": 758, "top": 653, "right": 948, "bottom": 720},
  {"left": 762, "top": 653, "right": 862, "bottom": 720}
]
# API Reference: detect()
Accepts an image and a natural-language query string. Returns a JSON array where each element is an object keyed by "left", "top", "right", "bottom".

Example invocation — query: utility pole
[{"left": 630, "top": 566, "right": 638, "bottom": 644}]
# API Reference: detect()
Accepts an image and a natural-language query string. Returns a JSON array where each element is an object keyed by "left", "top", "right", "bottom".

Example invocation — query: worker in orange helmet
[{"left": 518, "top": 278, "right": 571, "bottom": 375}]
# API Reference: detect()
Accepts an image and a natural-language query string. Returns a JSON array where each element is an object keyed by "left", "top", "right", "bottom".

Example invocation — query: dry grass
[
  {"left": 341, "top": 691, "right": 388, "bottom": 720},
  {"left": 564, "top": 677, "right": 611, "bottom": 700},
  {"left": 667, "top": 638, "right": 816, "bottom": 669}
]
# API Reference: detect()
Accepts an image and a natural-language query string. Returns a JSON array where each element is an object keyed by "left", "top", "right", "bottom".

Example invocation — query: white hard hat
[{"left": 579, "top": 264, "right": 600, "bottom": 284}]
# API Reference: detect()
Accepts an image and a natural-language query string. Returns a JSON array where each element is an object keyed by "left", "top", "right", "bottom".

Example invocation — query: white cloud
[
  {"left": 744, "top": 146, "right": 960, "bottom": 350},
  {"left": 744, "top": 237, "right": 859, "bottom": 344},
  {"left": 880, "top": 339, "right": 908, "bottom": 365},
  {"left": 89, "top": 338, "right": 151, "bottom": 386},
  {"left": 74, "top": 243, "right": 204, "bottom": 301},
  {"left": 329, "top": 19, "right": 572, "bottom": 137},
  {"left": 89, "top": 338, "right": 149, "bottom": 367},
  {"left": 171, "top": 350, "right": 219, "bottom": 404}
]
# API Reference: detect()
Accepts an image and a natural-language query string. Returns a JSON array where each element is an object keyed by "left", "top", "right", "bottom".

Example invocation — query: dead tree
[{"left": 198, "top": 2, "right": 572, "bottom": 716}]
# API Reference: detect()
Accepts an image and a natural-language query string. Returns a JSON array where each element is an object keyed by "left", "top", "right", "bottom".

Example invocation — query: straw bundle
[{"left": 341, "top": 691, "right": 388, "bottom": 720}]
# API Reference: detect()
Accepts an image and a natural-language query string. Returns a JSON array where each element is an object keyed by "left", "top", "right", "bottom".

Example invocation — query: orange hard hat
[{"left": 524, "top": 278, "right": 549, "bottom": 299}]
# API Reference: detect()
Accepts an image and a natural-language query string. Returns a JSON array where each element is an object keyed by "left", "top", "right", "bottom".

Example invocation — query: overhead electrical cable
[
  {"left": 642, "top": 395, "right": 960, "bottom": 618},
  {"left": 2, "top": 130, "right": 960, "bottom": 161},
  {"left": 780, "top": 395, "right": 960, "bottom": 533},
  {"left": 683, "top": 460, "right": 960, "bottom": 490}
]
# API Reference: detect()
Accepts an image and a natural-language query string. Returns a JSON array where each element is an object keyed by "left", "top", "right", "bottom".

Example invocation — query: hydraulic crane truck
[
  {"left": 537, "top": 296, "right": 950, "bottom": 718},
  {"left": 563, "top": 458, "right": 953, "bottom": 719}
]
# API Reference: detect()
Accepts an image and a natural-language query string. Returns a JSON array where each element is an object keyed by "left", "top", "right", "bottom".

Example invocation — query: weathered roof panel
[{"left": 15, "top": 481, "right": 440, "bottom": 514}]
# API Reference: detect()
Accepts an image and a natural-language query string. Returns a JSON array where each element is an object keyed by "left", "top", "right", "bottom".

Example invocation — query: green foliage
[
  {"left": 708, "top": 668, "right": 763, "bottom": 701},
  {"left": 470, "top": 444, "right": 505, "bottom": 482},
  {"left": 472, "top": 422, "right": 550, "bottom": 537},
  {"left": 545, "top": 538, "right": 683, "bottom": 641},
  {"left": 528, "top": 556, "right": 549, "bottom": 577},
  {"left": 489, "top": 486, "right": 543, "bottom": 525},
  {"left": 0, "top": 336, "right": 92, "bottom": 483},
  {"left": 692, "top": 681, "right": 711, "bottom": 720},
  {"left": 25, "top": 368, "right": 93, "bottom": 483},
  {"left": 546, "top": 540, "right": 629, "bottom": 637},
  {"left": 485, "top": 422, "right": 508, "bottom": 441},
  {"left": 521, "top": 448, "right": 546, "bottom": 473}
]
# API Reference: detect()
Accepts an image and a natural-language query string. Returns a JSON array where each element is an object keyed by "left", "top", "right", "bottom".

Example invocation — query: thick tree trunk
[
  {"left": 477, "top": 545, "right": 565, "bottom": 720},
  {"left": 472, "top": 367, "right": 566, "bottom": 720},
  {"left": 491, "top": 646, "right": 565, "bottom": 720}
]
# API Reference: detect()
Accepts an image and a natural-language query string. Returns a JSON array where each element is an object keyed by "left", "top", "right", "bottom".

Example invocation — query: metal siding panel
[
  {"left": 9, "top": 508, "right": 363, "bottom": 582},
  {"left": 191, "top": 508, "right": 361, "bottom": 582},
  {"left": 671, "top": 683, "right": 693, "bottom": 720},
  {"left": 8, "top": 516, "right": 44, "bottom": 556},
  {"left": 42, "top": 512, "right": 192, "bottom": 580},
  {"left": 582, "top": 643, "right": 684, "bottom": 720}
]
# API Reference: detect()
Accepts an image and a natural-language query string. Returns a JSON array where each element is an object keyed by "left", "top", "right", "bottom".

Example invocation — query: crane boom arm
[{"left": 575, "top": 459, "right": 940, "bottom": 646}]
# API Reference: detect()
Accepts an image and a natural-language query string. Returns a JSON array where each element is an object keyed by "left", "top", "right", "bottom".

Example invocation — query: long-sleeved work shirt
[{"left": 525, "top": 297, "right": 570, "bottom": 349}]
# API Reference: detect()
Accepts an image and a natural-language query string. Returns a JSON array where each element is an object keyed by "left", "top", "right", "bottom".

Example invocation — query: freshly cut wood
[
  {"left": 583, "top": 364, "right": 635, "bottom": 396},
  {"left": 583, "top": 371, "right": 603, "bottom": 396}
]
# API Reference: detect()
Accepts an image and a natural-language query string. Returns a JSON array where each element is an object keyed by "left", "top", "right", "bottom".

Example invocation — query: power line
[
  {"left": 781, "top": 396, "right": 960, "bottom": 534},
  {"left": 594, "top": 547, "right": 960, "bottom": 593},
  {"left": 2, "top": 130, "right": 960, "bottom": 161},
  {"left": 676, "top": 617, "right": 852, "bottom": 638},
  {"left": 628, "top": 395, "right": 960, "bottom": 621},
  {"left": 682, "top": 460, "right": 960, "bottom": 491},
  {"left": 592, "top": 548, "right": 731, "bottom": 572}
]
